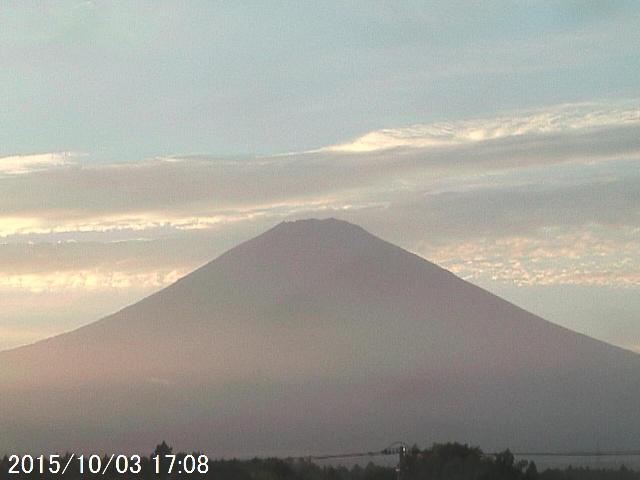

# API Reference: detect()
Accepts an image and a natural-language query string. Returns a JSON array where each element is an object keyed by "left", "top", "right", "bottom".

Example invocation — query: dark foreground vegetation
[{"left": 2, "top": 442, "right": 638, "bottom": 480}]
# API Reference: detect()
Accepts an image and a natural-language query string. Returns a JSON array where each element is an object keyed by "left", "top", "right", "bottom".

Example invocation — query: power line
[
  {"left": 290, "top": 443, "right": 410, "bottom": 480},
  {"left": 293, "top": 444, "right": 640, "bottom": 463},
  {"left": 292, "top": 444, "right": 640, "bottom": 480},
  {"left": 507, "top": 451, "right": 640, "bottom": 457},
  {"left": 292, "top": 442, "right": 409, "bottom": 462}
]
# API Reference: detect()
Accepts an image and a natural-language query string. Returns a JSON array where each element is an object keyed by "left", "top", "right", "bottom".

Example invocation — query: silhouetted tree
[{"left": 524, "top": 460, "right": 539, "bottom": 480}]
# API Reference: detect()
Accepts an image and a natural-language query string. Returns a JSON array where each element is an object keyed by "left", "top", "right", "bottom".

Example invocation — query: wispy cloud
[
  {"left": 423, "top": 228, "right": 640, "bottom": 288},
  {"left": 0, "top": 268, "right": 186, "bottom": 293},
  {"left": 323, "top": 103, "right": 640, "bottom": 152},
  {"left": 0, "top": 152, "right": 78, "bottom": 175}
]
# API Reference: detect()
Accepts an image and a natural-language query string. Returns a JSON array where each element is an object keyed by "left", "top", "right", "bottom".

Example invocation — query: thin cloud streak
[
  {"left": 322, "top": 103, "right": 640, "bottom": 152},
  {"left": 0, "top": 269, "right": 186, "bottom": 293},
  {"left": 0, "top": 152, "right": 78, "bottom": 175}
]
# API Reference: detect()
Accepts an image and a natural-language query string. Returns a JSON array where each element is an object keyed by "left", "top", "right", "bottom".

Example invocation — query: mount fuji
[{"left": 1, "top": 219, "right": 638, "bottom": 456}]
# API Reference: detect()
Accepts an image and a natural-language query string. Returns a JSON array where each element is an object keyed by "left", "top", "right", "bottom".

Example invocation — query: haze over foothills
[{"left": 1, "top": 2, "right": 639, "bottom": 354}]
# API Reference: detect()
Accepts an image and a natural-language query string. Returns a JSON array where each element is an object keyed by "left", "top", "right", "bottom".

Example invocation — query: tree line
[{"left": 1, "top": 441, "right": 638, "bottom": 480}]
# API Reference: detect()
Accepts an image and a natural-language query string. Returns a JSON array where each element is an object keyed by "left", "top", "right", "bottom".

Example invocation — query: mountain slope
[{"left": 1, "top": 218, "right": 638, "bottom": 455}]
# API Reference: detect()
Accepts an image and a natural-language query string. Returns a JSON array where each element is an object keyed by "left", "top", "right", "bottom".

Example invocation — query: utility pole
[
  {"left": 292, "top": 441, "right": 411, "bottom": 478},
  {"left": 396, "top": 444, "right": 407, "bottom": 480}
]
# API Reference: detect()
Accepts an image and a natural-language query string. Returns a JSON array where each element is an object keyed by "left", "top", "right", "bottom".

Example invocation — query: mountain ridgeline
[{"left": 1, "top": 219, "right": 638, "bottom": 456}]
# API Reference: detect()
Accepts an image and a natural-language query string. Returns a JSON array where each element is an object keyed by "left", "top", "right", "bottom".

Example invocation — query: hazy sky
[{"left": 1, "top": 1, "right": 639, "bottom": 352}]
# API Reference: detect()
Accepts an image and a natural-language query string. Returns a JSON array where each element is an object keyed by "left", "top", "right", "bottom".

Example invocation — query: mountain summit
[{"left": 1, "top": 218, "right": 638, "bottom": 455}]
